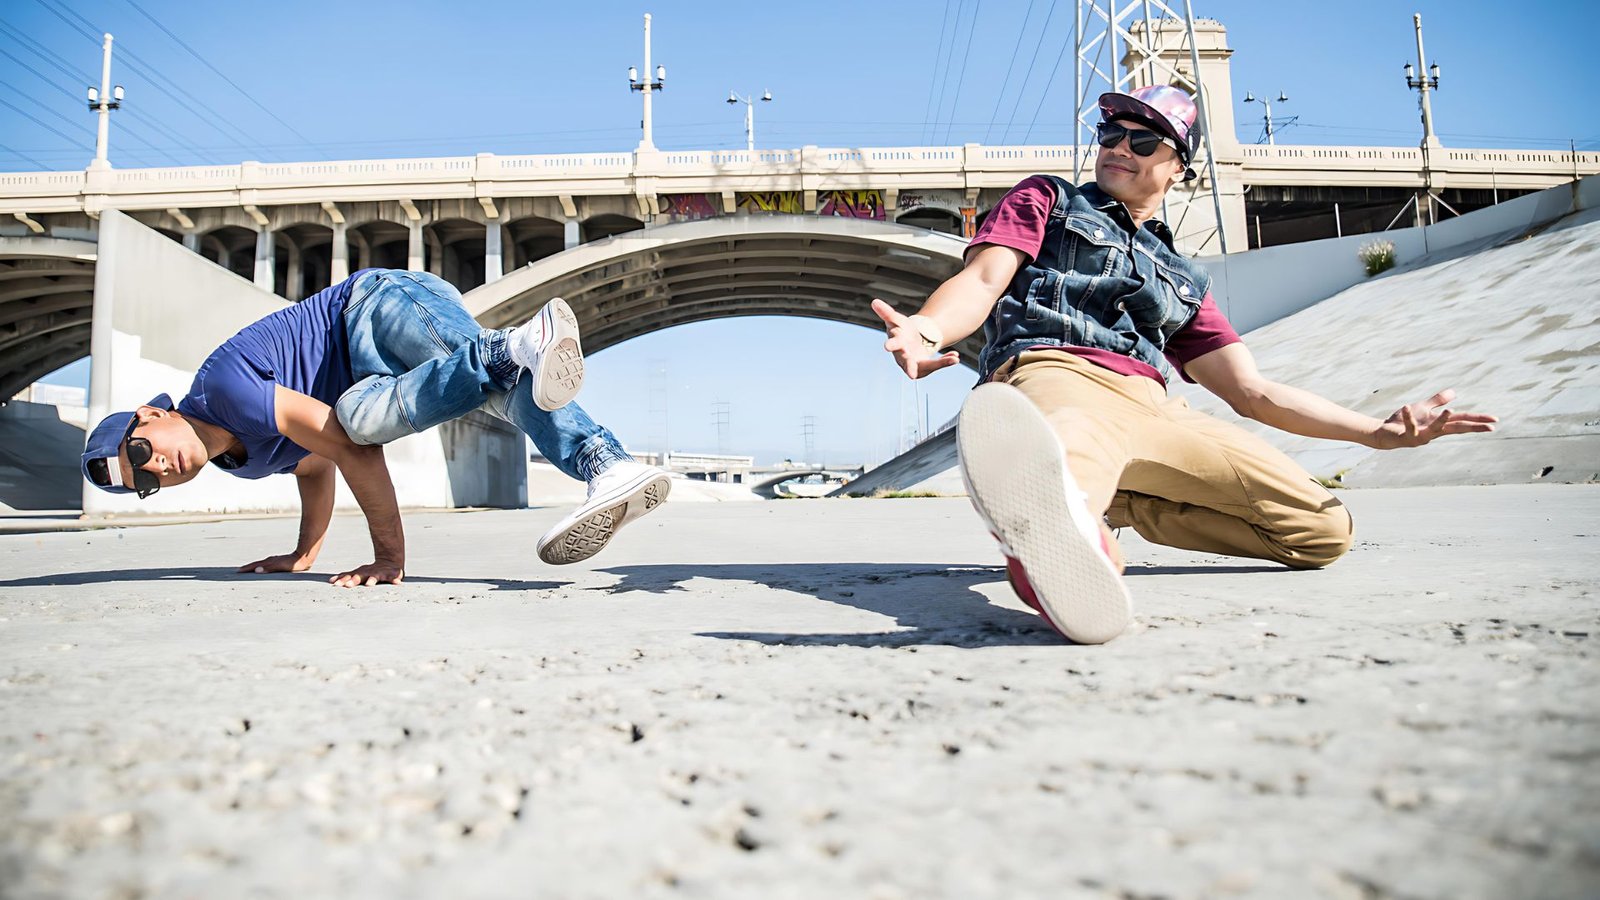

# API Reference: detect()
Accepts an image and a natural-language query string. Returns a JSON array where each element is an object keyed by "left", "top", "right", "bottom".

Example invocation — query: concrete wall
[
  {"left": 1196, "top": 177, "right": 1591, "bottom": 333},
  {"left": 82, "top": 212, "right": 524, "bottom": 516}
]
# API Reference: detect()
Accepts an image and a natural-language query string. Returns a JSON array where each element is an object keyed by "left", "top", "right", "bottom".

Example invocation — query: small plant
[
  {"left": 869, "top": 489, "right": 952, "bottom": 499},
  {"left": 1315, "top": 469, "right": 1349, "bottom": 490},
  {"left": 1358, "top": 239, "right": 1396, "bottom": 276}
]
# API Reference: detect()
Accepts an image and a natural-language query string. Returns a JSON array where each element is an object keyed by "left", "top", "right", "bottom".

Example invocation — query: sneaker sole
[
  {"left": 956, "top": 383, "right": 1131, "bottom": 644},
  {"left": 536, "top": 472, "right": 671, "bottom": 565},
  {"left": 532, "top": 298, "right": 584, "bottom": 412}
]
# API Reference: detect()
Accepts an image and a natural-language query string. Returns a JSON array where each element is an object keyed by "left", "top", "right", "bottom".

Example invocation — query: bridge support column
[
  {"left": 253, "top": 227, "right": 274, "bottom": 292},
  {"left": 182, "top": 232, "right": 199, "bottom": 253},
  {"left": 563, "top": 218, "right": 580, "bottom": 250},
  {"left": 330, "top": 221, "right": 349, "bottom": 284},
  {"left": 285, "top": 241, "right": 303, "bottom": 302},
  {"left": 424, "top": 230, "right": 443, "bottom": 277},
  {"left": 484, "top": 221, "right": 503, "bottom": 284},
  {"left": 407, "top": 220, "right": 423, "bottom": 272}
]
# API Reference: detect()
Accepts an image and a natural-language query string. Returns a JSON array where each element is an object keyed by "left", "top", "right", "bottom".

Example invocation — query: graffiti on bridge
[
  {"left": 660, "top": 193, "right": 719, "bottom": 220},
  {"left": 737, "top": 192, "right": 804, "bottom": 214},
  {"left": 818, "top": 190, "right": 885, "bottom": 220}
]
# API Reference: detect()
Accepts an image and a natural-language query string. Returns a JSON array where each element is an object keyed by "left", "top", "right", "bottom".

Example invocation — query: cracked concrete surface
[{"left": 1, "top": 486, "right": 1596, "bottom": 898}]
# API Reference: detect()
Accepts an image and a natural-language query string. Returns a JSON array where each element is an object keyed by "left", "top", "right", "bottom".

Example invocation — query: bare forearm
[
  {"left": 912, "top": 267, "right": 1002, "bottom": 346},
  {"left": 1243, "top": 381, "right": 1387, "bottom": 447},
  {"left": 294, "top": 463, "right": 336, "bottom": 560},
  {"left": 335, "top": 446, "right": 405, "bottom": 565}
]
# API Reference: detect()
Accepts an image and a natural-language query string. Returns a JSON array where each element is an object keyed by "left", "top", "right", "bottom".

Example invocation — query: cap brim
[{"left": 1098, "top": 92, "right": 1189, "bottom": 158}]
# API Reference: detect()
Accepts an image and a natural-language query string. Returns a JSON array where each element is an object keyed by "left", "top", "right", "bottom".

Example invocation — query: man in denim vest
[
  {"left": 872, "top": 85, "right": 1496, "bottom": 644},
  {"left": 81, "top": 269, "right": 670, "bottom": 587}
]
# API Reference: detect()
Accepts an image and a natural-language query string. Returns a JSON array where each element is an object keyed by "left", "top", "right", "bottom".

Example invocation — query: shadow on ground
[
  {"left": 0, "top": 566, "right": 562, "bottom": 591},
  {"left": 597, "top": 561, "right": 1293, "bottom": 649}
]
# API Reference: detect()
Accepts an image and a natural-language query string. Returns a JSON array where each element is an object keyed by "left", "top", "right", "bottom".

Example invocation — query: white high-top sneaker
[
  {"left": 536, "top": 461, "right": 672, "bottom": 565},
  {"left": 507, "top": 297, "right": 584, "bottom": 411},
  {"left": 956, "top": 382, "right": 1131, "bottom": 644}
]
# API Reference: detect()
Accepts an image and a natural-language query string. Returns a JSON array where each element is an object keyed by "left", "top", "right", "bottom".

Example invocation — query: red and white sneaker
[
  {"left": 508, "top": 297, "right": 584, "bottom": 412},
  {"left": 957, "top": 383, "right": 1131, "bottom": 644}
]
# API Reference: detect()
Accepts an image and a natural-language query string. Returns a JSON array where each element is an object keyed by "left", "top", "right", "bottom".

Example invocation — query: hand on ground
[
  {"left": 1376, "top": 389, "right": 1498, "bottom": 449},
  {"left": 329, "top": 561, "right": 405, "bottom": 588},
  {"left": 870, "top": 298, "right": 960, "bottom": 380},
  {"left": 237, "top": 552, "right": 314, "bottom": 575}
]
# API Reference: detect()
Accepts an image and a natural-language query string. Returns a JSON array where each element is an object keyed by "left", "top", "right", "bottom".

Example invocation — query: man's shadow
[
  {"left": 594, "top": 561, "right": 1285, "bottom": 648},
  {"left": 0, "top": 566, "right": 562, "bottom": 591}
]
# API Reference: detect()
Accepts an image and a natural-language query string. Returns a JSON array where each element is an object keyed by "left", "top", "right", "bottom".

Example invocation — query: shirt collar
[{"left": 1081, "top": 181, "right": 1178, "bottom": 253}]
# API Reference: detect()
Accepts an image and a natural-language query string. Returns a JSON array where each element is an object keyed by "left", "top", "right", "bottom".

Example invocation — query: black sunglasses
[
  {"left": 1096, "top": 120, "right": 1178, "bottom": 158},
  {"left": 124, "top": 434, "right": 161, "bottom": 499}
]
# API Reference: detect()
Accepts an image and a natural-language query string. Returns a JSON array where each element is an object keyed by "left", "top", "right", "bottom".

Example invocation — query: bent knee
[{"left": 1268, "top": 504, "right": 1354, "bottom": 569}]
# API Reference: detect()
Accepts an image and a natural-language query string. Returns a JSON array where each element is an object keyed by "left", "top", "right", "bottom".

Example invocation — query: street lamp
[
  {"left": 85, "top": 33, "right": 124, "bottom": 170},
  {"left": 1242, "top": 90, "right": 1288, "bottom": 145},
  {"left": 1402, "top": 12, "right": 1442, "bottom": 149},
  {"left": 726, "top": 90, "right": 772, "bottom": 152},
  {"left": 626, "top": 13, "right": 666, "bottom": 151}
]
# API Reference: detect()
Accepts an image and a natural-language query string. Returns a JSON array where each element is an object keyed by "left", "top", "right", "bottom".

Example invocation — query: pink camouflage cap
[{"left": 1098, "top": 84, "right": 1200, "bottom": 181}]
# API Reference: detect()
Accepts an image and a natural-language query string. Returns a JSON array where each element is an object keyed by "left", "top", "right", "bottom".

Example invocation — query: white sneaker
[
  {"left": 536, "top": 461, "right": 672, "bottom": 565},
  {"left": 508, "top": 297, "right": 584, "bottom": 411},
  {"left": 956, "top": 383, "right": 1131, "bottom": 644}
]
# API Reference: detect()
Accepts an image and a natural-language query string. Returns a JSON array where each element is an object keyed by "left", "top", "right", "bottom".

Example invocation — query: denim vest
[{"left": 978, "top": 176, "right": 1211, "bottom": 382}]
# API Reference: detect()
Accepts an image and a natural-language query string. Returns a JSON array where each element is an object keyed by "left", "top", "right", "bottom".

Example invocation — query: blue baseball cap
[{"left": 81, "top": 394, "right": 173, "bottom": 496}]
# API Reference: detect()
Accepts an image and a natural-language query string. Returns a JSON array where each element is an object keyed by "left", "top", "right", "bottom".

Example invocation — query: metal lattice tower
[
  {"left": 711, "top": 400, "right": 731, "bottom": 456},
  {"left": 1069, "top": 0, "right": 1229, "bottom": 253},
  {"left": 801, "top": 416, "right": 817, "bottom": 465}
]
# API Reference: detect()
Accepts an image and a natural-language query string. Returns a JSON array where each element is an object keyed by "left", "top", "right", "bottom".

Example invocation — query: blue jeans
[{"left": 334, "top": 269, "right": 629, "bottom": 482}]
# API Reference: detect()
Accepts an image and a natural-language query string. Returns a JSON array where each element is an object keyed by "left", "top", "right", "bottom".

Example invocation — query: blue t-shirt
[{"left": 178, "top": 271, "right": 369, "bottom": 478}]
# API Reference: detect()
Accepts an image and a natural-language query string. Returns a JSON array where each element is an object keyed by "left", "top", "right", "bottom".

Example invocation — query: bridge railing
[{"left": 1, "top": 143, "right": 1596, "bottom": 207}]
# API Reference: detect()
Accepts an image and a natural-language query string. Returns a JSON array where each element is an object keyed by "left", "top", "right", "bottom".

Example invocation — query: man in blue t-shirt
[{"left": 81, "top": 269, "right": 670, "bottom": 586}]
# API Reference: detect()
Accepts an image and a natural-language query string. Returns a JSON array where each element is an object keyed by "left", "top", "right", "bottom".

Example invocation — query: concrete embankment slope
[{"left": 1179, "top": 188, "right": 1600, "bottom": 487}]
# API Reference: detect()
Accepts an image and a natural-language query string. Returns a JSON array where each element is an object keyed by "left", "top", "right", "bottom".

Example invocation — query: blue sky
[{"left": 5, "top": 0, "right": 1592, "bottom": 463}]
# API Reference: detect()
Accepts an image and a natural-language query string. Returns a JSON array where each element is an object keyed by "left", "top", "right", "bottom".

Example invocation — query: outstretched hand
[
  {"left": 1375, "top": 389, "right": 1498, "bottom": 449},
  {"left": 871, "top": 298, "right": 960, "bottom": 380},
  {"left": 329, "top": 561, "right": 405, "bottom": 588},
  {"left": 237, "top": 552, "right": 314, "bottom": 575}
]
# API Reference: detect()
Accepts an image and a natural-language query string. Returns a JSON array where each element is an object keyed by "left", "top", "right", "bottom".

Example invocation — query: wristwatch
[{"left": 906, "top": 315, "right": 945, "bottom": 352}]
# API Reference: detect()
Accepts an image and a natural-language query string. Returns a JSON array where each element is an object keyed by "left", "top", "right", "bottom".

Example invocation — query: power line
[
  {"left": 920, "top": 0, "right": 956, "bottom": 146},
  {"left": 983, "top": 0, "right": 1040, "bottom": 144},
  {"left": 0, "top": 140, "right": 51, "bottom": 169},
  {"left": 926, "top": 0, "right": 967, "bottom": 146},
  {"left": 998, "top": 0, "right": 1059, "bottom": 143},
  {"left": 0, "top": 38, "right": 181, "bottom": 166},
  {"left": 31, "top": 0, "right": 283, "bottom": 160},
  {"left": 1020, "top": 19, "right": 1074, "bottom": 144},
  {"left": 122, "top": 0, "right": 324, "bottom": 153},
  {"left": 939, "top": 0, "right": 983, "bottom": 145}
]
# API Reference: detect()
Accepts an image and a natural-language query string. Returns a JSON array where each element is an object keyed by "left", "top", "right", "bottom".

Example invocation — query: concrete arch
[
  {"left": 463, "top": 215, "right": 979, "bottom": 368},
  {"left": 0, "top": 237, "right": 98, "bottom": 400},
  {"left": 505, "top": 214, "right": 566, "bottom": 267},
  {"left": 198, "top": 225, "right": 256, "bottom": 281},
  {"left": 425, "top": 217, "right": 487, "bottom": 291},
  {"left": 583, "top": 213, "right": 644, "bottom": 243},
  {"left": 895, "top": 207, "right": 963, "bottom": 235}
]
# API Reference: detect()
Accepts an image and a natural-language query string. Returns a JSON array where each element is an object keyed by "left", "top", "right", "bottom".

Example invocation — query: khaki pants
[{"left": 996, "top": 350, "right": 1353, "bottom": 569}]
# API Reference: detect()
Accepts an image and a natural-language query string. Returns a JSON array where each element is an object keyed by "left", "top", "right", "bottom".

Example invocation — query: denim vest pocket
[
  {"left": 1150, "top": 263, "right": 1203, "bottom": 331},
  {"left": 1063, "top": 212, "right": 1124, "bottom": 276}
]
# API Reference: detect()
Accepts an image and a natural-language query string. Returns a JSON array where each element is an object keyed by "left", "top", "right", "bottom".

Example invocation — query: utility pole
[
  {"left": 627, "top": 14, "right": 667, "bottom": 151},
  {"left": 85, "top": 33, "right": 124, "bottom": 170},
  {"left": 1242, "top": 91, "right": 1288, "bottom": 145},
  {"left": 711, "top": 400, "right": 731, "bottom": 456},
  {"left": 726, "top": 90, "right": 772, "bottom": 151},
  {"left": 1404, "top": 12, "right": 1443, "bottom": 227}
]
